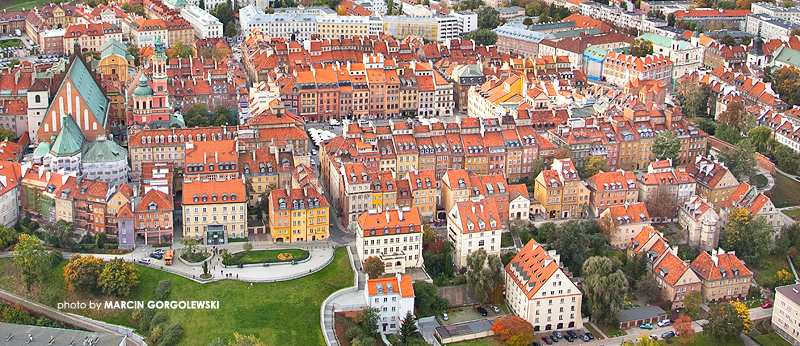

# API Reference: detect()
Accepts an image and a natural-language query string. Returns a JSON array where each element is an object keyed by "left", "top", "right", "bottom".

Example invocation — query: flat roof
[
  {"left": 434, "top": 316, "right": 504, "bottom": 338},
  {"left": 776, "top": 283, "right": 800, "bottom": 307},
  {"left": 616, "top": 306, "right": 667, "bottom": 323}
]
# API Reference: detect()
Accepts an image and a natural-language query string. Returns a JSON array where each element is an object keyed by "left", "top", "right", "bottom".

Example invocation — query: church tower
[{"left": 151, "top": 36, "right": 169, "bottom": 110}]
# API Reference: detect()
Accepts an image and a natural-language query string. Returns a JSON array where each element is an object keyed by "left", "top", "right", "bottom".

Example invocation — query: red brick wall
[{"left": 755, "top": 152, "right": 776, "bottom": 175}]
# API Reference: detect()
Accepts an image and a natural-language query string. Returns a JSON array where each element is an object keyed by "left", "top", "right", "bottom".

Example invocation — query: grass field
[
  {"left": 771, "top": 173, "right": 800, "bottom": 208},
  {"left": 0, "top": 0, "right": 48, "bottom": 11},
  {"left": 0, "top": 248, "right": 353, "bottom": 346},
  {"left": 752, "top": 254, "right": 791, "bottom": 289},
  {"left": 501, "top": 233, "right": 513, "bottom": 248},
  {"left": 753, "top": 333, "right": 793, "bottom": 346},
  {"left": 224, "top": 248, "right": 309, "bottom": 265}
]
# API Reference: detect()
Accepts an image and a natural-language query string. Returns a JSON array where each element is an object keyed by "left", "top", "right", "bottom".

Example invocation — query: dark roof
[
  {"left": 616, "top": 306, "right": 667, "bottom": 323},
  {"left": 776, "top": 284, "right": 800, "bottom": 307},
  {"left": 0, "top": 322, "right": 125, "bottom": 346}
]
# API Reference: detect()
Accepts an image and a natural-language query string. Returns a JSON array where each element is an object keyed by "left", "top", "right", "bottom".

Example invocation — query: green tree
[
  {"left": 242, "top": 242, "right": 253, "bottom": 254},
  {"left": 98, "top": 258, "right": 140, "bottom": 297},
  {"left": 548, "top": 221, "right": 587, "bottom": 275},
  {"left": 395, "top": 311, "right": 418, "bottom": 345},
  {"left": 774, "top": 144, "right": 800, "bottom": 174},
  {"left": 180, "top": 237, "right": 199, "bottom": 254},
  {"left": 168, "top": 42, "right": 194, "bottom": 59},
  {"left": 653, "top": 130, "right": 680, "bottom": 165},
  {"left": 422, "top": 223, "right": 436, "bottom": 246},
  {"left": 536, "top": 222, "right": 554, "bottom": 243},
  {"left": 706, "top": 302, "right": 745, "bottom": 342},
  {"left": 13, "top": 234, "right": 48, "bottom": 292},
  {"left": 635, "top": 274, "right": 662, "bottom": 304},
  {"left": 629, "top": 39, "right": 654, "bottom": 57},
  {"left": 678, "top": 80, "right": 711, "bottom": 118},
  {"left": 582, "top": 155, "right": 609, "bottom": 178},
  {"left": 465, "top": 28, "right": 498, "bottom": 46},
  {"left": 478, "top": 7, "right": 501, "bottom": 29},
  {"left": 783, "top": 0, "right": 795, "bottom": 7},
  {"left": 127, "top": 46, "right": 142, "bottom": 66},
  {"left": 720, "top": 34, "right": 737, "bottom": 46},
  {"left": 185, "top": 103, "right": 210, "bottom": 127},
  {"left": 413, "top": 281, "right": 449, "bottom": 316},
  {"left": 716, "top": 122, "right": 742, "bottom": 145},
  {"left": 723, "top": 207, "right": 773, "bottom": 267},
  {"left": 0, "top": 126, "right": 15, "bottom": 142},
  {"left": 526, "top": 2, "right": 543, "bottom": 16},
  {"left": 530, "top": 158, "right": 545, "bottom": 181},
  {"left": 522, "top": 17, "right": 534, "bottom": 26},
  {"left": 465, "top": 249, "right": 504, "bottom": 301},
  {"left": 0, "top": 225, "right": 17, "bottom": 249},
  {"left": 363, "top": 256, "right": 385, "bottom": 278},
  {"left": 63, "top": 254, "right": 103, "bottom": 293},
  {"left": 771, "top": 66, "right": 800, "bottom": 106},
  {"left": 741, "top": 35, "right": 752, "bottom": 45},
  {"left": 748, "top": 126, "right": 772, "bottom": 154},
  {"left": 718, "top": 139, "right": 756, "bottom": 180},
  {"left": 212, "top": 105, "right": 232, "bottom": 126},
  {"left": 94, "top": 232, "right": 106, "bottom": 249},
  {"left": 583, "top": 256, "right": 628, "bottom": 323},
  {"left": 716, "top": 0, "right": 736, "bottom": 8},
  {"left": 225, "top": 22, "right": 237, "bottom": 38},
  {"left": 227, "top": 333, "right": 266, "bottom": 346},
  {"left": 667, "top": 12, "right": 676, "bottom": 26}
]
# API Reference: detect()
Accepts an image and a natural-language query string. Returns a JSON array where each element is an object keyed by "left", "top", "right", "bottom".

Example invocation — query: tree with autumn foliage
[
  {"left": 731, "top": 301, "right": 752, "bottom": 333},
  {"left": 620, "top": 333, "right": 659, "bottom": 346},
  {"left": 719, "top": 100, "right": 746, "bottom": 130},
  {"left": 63, "top": 254, "right": 103, "bottom": 293},
  {"left": 673, "top": 315, "right": 696, "bottom": 344},
  {"left": 598, "top": 209, "right": 620, "bottom": 242},
  {"left": 553, "top": 146, "right": 574, "bottom": 160},
  {"left": 645, "top": 185, "right": 678, "bottom": 222},
  {"left": 491, "top": 316, "right": 534, "bottom": 346},
  {"left": 771, "top": 66, "right": 800, "bottom": 106},
  {"left": 363, "top": 256, "right": 385, "bottom": 279},
  {"left": 723, "top": 207, "right": 773, "bottom": 267}
]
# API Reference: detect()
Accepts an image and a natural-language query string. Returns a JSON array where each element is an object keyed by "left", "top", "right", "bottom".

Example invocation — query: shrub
[
  {"left": 48, "top": 250, "right": 62, "bottom": 267},
  {"left": 155, "top": 280, "right": 171, "bottom": 300},
  {"left": 228, "top": 238, "right": 249, "bottom": 243},
  {"left": 138, "top": 307, "right": 155, "bottom": 332},
  {"left": 152, "top": 243, "right": 172, "bottom": 248},
  {"left": 151, "top": 312, "right": 168, "bottom": 327},
  {"left": 159, "top": 322, "right": 184, "bottom": 346},
  {"left": 95, "top": 233, "right": 106, "bottom": 249}
]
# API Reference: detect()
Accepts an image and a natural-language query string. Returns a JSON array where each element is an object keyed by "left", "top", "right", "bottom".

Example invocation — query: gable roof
[{"left": 505, "top": 239, "right": 568, "bottom": 299}]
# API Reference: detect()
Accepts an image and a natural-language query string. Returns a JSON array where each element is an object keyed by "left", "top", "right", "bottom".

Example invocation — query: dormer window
[{"left": 212, "top": 194, "right": 218, "bottom": 202}]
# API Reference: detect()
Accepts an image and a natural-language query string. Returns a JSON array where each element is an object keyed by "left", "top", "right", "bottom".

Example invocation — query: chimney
[{"left": 398, "top": 207, "right": 403, "bottom": 221}]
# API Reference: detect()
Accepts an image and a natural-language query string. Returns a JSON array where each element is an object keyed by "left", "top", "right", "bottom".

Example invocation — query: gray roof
[
  {"left": 616, "top": 306, "right": 667, "bottom": 323},
  {"left": 776, "top": 283, "right": 800, "bottom": 307},
  {"left": 99, "top": 38, "right": 128, "bottom": 61},
  {"left": 435, "top": 317, "right": 503, "bottom": 339},
  {"left": 494, "top": 22, "right": 554, "bottom": 42},
  {"left": 774, "top": 46, "right": 800, "bottom": 68},
  {"left": 452, "top": 64, "right": 483, "bottom": 78},
  {"left": 0, "top": 322, "right": 125, "bottom": 346},
  {"left": 82, "top": 136, "right": 127, "bottom": 163}
]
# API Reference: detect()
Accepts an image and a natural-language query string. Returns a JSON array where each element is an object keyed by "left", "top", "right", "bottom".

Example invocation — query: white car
[
  {"left": 310, "top": 159, "right": 316, "bottom": 166},
  {"left": 329, "top": 119, "right": 340, "bottom": 126},
  {"left": 657, "top": 319, "right": 671, "bottom": 327},
  {"left": 441, "top": 313, "right": 449, "bottom": 321}
]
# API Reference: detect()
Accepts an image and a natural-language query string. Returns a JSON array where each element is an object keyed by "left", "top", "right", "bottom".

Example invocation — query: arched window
[{"left": 35, "top": 95, "right": 41, "bottom": 103}]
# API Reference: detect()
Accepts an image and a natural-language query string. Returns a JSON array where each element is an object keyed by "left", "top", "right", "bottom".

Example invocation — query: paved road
[{"left": 0, "top": 289, "right": 146, "bottom": 346}]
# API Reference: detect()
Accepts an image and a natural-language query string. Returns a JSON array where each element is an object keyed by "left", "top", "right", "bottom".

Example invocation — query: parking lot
[{"left": 440, "top": 304, "right": 510, "bottom": 325}]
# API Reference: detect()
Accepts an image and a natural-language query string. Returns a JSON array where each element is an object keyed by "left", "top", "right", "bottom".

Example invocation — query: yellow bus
[{"left": 165, "top": 250, "right": 174, "bottom": 265}]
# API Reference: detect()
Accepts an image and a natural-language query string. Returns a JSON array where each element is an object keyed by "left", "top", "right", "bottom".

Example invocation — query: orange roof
[
  {"left": 407, "top": 170, "right": 436, "bottom": 190},
  {"left": 509, "top": 184, "right": 529, "bottom": 200},
  {"left": 691, "top": 250, "right": 752, "bottom": 281},
  {"left": 587, "top": 170, "right": 637, "bottom": 192},
  {"left": 117, "top": 202, "right": 134, "bottom": 218},
  {"left": 183, "top": 178, "right": 246, "bottom": 205},
  {"left": 505, "top": 239, "right": 568, "bottom": 299},
  {"left": 605, "top": 203, "right": 650, "bottom": 224},
  {"left": 627, "top": 225, "right": 662, "bottom": 253},
  {"left": 135, "top": 189, "right": 172, "bottom": 212},
  {"left": 654, "top": 251, "right": 691, "bottom": 286},
  {"left": 366, "top": 275, "right": 414, "bottom": 298},
  {"left": 452, "top": 198, "right": 502, "bottom": 234},
  {"left": 357, "top": 208, "right": 422, "bottom": 236}
]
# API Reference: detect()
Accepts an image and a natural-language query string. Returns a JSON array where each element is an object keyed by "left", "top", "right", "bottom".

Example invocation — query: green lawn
[
  {"left": 224, "top": 249, "right": 309, "bottom": 265},
  {"left": 0, "top": 0, "right": 48, "bottom": 11},
  {"left": 783, "top": 209, "right": 800, "bottom": 220},
  {"left": 445, "top": 336, "right": 506, "bottom": 346},
  {"left": 753, "top": 333, "right": 793, "bottom": 346},
  {"left": 751, "top": 174, "right": 769, "bottom": 189},
  {"left": 771, "top": 173, "right": 800, "bottom": 208},
  {"left": 0, "top": 248, "right": 353, "bottom": 346},
  {"left": 501, "top": 233, "right": 514, "bottom": 248},
  {"left": 752, "top": 254, "right": 792, "bottom": 289},
  {"left": 0, "top": 39, "right": 22, "bottom": 48}
]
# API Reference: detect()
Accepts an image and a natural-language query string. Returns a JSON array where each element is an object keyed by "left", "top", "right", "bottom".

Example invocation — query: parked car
[
  {"left": 311, "top": 149, "right": 317, "bottom": 155},
  {"left": 490, "top": 306, "right": 500, "bottom": 313},
  {"left": 137, "top": 258, "right": 151, "bottom": 264},
  {"left": 658, "top": 319, "right": 671, "bottom": 327},
  {"left": 549, "top": 335, "right": 558, "bottom": 343},
  {"left": 531, "top": 342, "right": 541, "bottom": 346},
  {"left": 310, "top": 159, "right": 316, "bottom": 166},
  {"left": 552, "top": 331, "right": 562, "bottom": 339},
  {"left": 585, "top": 332, "right": 594, "bottom": 340},
  {"left": 762, "top": 302, "right": 773, "bottom": 309},
  {"left": 565, "top": 331, "right": 577, "bottom": 338},
  {"left": 661, "top": 331, "right": 676, "bottom": 339},
  {"left": 639, "top": 323, "right": 653, "bottom": 330},
  {"left": 541, "top": 336, "right": 553, "bottom": 345},
  {"left": 564, "top": 335, "right": 574, "bottom": 342},
  {"left": 329, "top": 119, "right": 340, "bottom": 126},
  {"left": 578, "top": 334, "right": 589, "bottom": 341},
  {"left": 149, "top": 252, "right": 164, "bottom": 259},
  {"left": 477, "top": 307, "right": 487, "bottom": 316},
  {"left": 441, "top": 313, "right": 449, "bottom": 321}
]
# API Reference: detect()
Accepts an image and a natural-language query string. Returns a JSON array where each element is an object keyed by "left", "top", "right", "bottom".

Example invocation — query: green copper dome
[{"left": 133, "top": 74, "right": 153, "bottom": 97}]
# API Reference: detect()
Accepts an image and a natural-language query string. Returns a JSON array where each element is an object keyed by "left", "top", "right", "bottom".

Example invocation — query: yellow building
[
  {"left": 394, "top": 135, "right": 419, "bottom": 176},
  {"left": 686, "top": 156, "right": 739, "bottom": 212},
  {"left": 183, "top": 178, "right": 248, "bottom": 244},
  {"left": 533, "top": 158, "right": 591, "bottom": 219},
  {"left": 316, "top": 16, "right": 370, "bottom": 40},
  {"left": 405, "top": 170, "right": 437, "bottom": 219},
  {"left": 383, "top": 16, "right": 439, "bottom": 42},
  {"left": 97, "top": 39, "right": 134, "bottom": 83},
  {"left": 268, "top": 186, "right": 329, "bottom": 242}
]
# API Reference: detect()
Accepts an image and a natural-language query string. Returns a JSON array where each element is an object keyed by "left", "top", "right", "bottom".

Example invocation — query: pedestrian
[{"left": 236, "top": 274, "right": 239, "bottom": 279}]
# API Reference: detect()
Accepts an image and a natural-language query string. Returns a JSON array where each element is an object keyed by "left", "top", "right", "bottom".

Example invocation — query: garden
[
  {"left": 0, "top": 247, "right": 353, "bottom": 345},
  {"left": 768, "top": 173, "right": 800, "bottom": 208},
  {"left": 221, "top": 248, "right": 309, "bottom": 266}
]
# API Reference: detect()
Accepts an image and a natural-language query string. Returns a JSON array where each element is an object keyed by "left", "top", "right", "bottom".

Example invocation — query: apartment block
[
  {"left": 268, "top": 186, "right": 329, "bottom": 242},
  {"left": 356, "top": 208, "right": 423, "bottom": 273},
  {"left": 447, "top": 197, "right": 502, "bottom": 267},
  {"left": 182, "top": 178, "right": 248, "bottom": 244}
]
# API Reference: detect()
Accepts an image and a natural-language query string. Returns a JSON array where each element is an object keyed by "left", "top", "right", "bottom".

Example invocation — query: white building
[
  {"left": 452, "top": 11, "right": 478, "bottom": 33},
  {"left": 772, "top": 283, "right": 800, "bottom": 346},
  {"left": 180, "top": 5, "right": 223, "bottom": 39},
  {"left": 447, "top": 197, "right": 502, "bottom": 267},
  {"left": 678, "top": 196, "right": 720, "bottom": 252},
  {"left": 744, "top": 13, "right": 800, "bottom": 42},
  {"left": 356, "top": 208, "right": 424, "bottom": 274},
  {"left": 751, "top": 2, "right": 800, "bottom": 22},
  {"left": 509, "top": 185, "right": 530, "bottom": 220},
  {"left": 637, "top": 32, "right": 704, "bottom": 81},
  {"left": 365, "top": 274, "right": 415, "bottom": 334},
  {"left": 364, "top": 0, "right": 388, "bottom": 14},
  {"left": 580, "top": 1, "right": 646, "bottom": 31},
  {"left": 505, "top": 239, "right": 583, "bottom": 332},
  {"left": 239, "top": 5, "right": 318, "bottom": 40},
  {"left": 0, "top": 163, "right": 21, "bottom": 227}
]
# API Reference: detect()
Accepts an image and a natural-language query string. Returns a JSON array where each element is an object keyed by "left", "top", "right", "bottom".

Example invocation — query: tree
[
  {"left": 549, "top": 221, "right": 588, "bottom": 274},
  {"left": 413, "top": 281, "right": 449, "bottom": 316},
  {"left": 337, "top": 5, "right": 348, "bottom": 15},
  {"left": 667, "top": 12, "right": 676, "bottom": 26},
  {"left": 363, "top": 256, "right": 385, "bottom": 278},
  {"left": 180, "top": 237, "right": 199, "bottom": 254},
  {"left": 741, "top": 35, "right": 752, "bottom": 45},
  {"left": 167, "top": 42, "right": 194, "bottom": 59},
  {"left": 748, "top": 126, "right": 772, "bottom": 154},
  {"left": 784, "top": 0, "right": 795, "bottom": 7},
  {"left": 629, "top": 39, "right": 654, "bottom": 57},
  {"left": 465, "top": 249, "right": 504, "bottom": 301},
  {"left": 98, "top": 258, "right": 140, "bottom": 297},
  {"left": 683, "top": 291, "right": 702, "bottom": 319},
  {"left": 242, "top": 242, "right": 253, "bottom": 253},
  {"left": 719, "top": 100, "right": 746, "bottom": 131},
  {"left": 774, "top": 144, "right": 800, "bottom": 174},
  {"left": 730, "top": 301, "right": 752, "bottom": 333},
  {"left": 673, "top": 315, "right": 696, "bottom": 344},
  {"left": 491, "top": 316, "right": 534, "bottom": 346},
  {"left": 582, "top": 156, "right": 608, "bottom": 178},
  {"left": 706, "top": 302, "right": 745, "bottom": 342},
  {"left": 598, "top": 210, "right": 619, "bottom": 242},
  {"left": 0, "top": 225, "right": 17, "bottom": 249},
  {"left": 777, "top": 269, "right": 795, "bottom": 286},
  {"left": 0, "top": 126, "right": 15, "bottom": 143},
  {"left": 522, "top": 17, "right": 534, "bottom": 26},
  {"left": 583, "top": 256, "right": 629, "bottom": 324},
  {"left": 553, "top": 146, "right": 574, "bottom": 160},
  {"left": 793, "top": 28, "right": 800, "bottom": 37},
  {"left": 478, "top": 7, "right": 501, "bottom": 29},
  {"left": 226, "top": 333, "right": 266, "bottom": 346},
  {"left": 184, "top": 103, "right": 210, "bottom": 127},
  {"left": 63, "top": 254, "right": 103, "bottom": 293},
  {"left": 716, "top": 122, "right": 742, "bottom": 145},
  {"left": 771, "top": 66, "right": 800, "bottom": 106},
  {"left": 465, "top": 29, "right": 498, "bottom": 46},
  {"left": 530, "top": 158, "right": 546, "bottom": 181},
  {"left": 225, "top": 22, "right": 237, "bottom": 38},
  {"left": 394, "top": 311, "right": 418, "bottom": 345},
  {"left": 635, "top": 274, "right": 662, "bottom": 304},
  {"left": 653, "top": 130, "right": 680, "bottom": 165},
  {"left": 526, "top": 2, "right": 543, "bottom": 16},
  {"left": 621, "top": 333, "right": 660, "bottom": 346},
  {"left": 13, "top": 234, "right": 48, "bottom": 292},
  {"left": 127, "top": 46, "right": 142, "bottom": 66},
  {"left": 718, "top": 139, "right": 756, "bottom": 180},
  {"left": 212, "top": 105, "right": 232, "bottom": 126},
  {"left": 724, "top": 207, "right": 773, "bottom": 267},
  {"left": 720, "top": 34, "right": 737, "bottom": 46},
  {"left": 678, "top": 80, "right": 711, "bottom": 118},
  {"left": 422, "top": 224, "right": 436, "bottom": 247}
]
